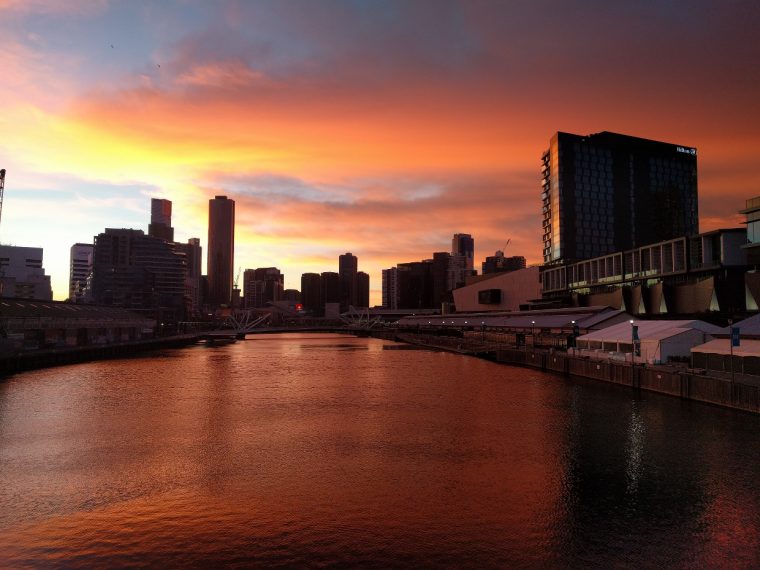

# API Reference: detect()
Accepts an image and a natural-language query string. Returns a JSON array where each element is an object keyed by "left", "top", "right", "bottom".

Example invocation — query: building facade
[
  {"left": 69, "top": 243, "right": 93, "bottom": 302},
  {"left": 207, "top": 196, "right": 235, "bottom": 307},
  {"left": 482, "top": 251, "right": 526, "bottom": 274},
  {"left": 542, "top": 131, "right": 699, "bottom": 264},
  {"left": 148, "top": 198, "right": 174, "bottom": 242},
  {"left": 243, "top": 267, "right": 284, "bottom": 308},
  {"left": 90, "top": 229, "right": 187, "bottom": 321},
  {"left": 382, "top": 267, "right": 399, "bottom": 310},
  {"left": 357, "top": 271, "right": 370, "bottom": 308},
  {"left": 452, "top": 233, "right": 474, "bottom": 272},
  {"left": 339, "top": 252, "right": 358, "bottom": 310},
  {"left": 541, "top": 229, "right": 747, "bottom": 315},
  {"left": 175, "top": 238, "right": 202, "bottom": 317},
  {"left": 0, "top": 245, "right": 53, "bottom": 300},
  {"left": 301, "top": 273, "right": 323, "bottom": 315}
]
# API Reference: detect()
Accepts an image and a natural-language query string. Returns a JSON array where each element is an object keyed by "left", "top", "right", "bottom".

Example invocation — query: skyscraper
[
  {"left": 338, "top": 252, "right": 358, "bottom": 310},
  {"left": 452, "top": 233, "right": 474, "bottom": 272},
  {"left": 207, "top": 196, "right": 235, "bottom": 307},
  {"left": 148, "top": 198, "right": 174, "bottom": 242},
  {"left": 356, "top": 271, "right": 370, "bottom": 308},
  {"left": 541, "top": 131, "right": 699, "bottom": 264},
  {"left": 301, "top": 272, "right": 323, "bottom": 315},
  {"left": 69, "top": 243, "right": 93, "bottom": 302}
]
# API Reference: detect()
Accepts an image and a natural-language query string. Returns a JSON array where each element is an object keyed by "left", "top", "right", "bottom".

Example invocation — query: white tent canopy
[{"left": 576, "top": 319, "right": 721, "bottom": 364}]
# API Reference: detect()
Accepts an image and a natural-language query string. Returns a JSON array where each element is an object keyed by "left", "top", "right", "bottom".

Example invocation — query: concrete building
[
  {"left": 482, "top": 251, "right": 526, "bottom": 275},
  {"left": 452, "top": 233, "right": 474, "bottom": 272},
  {"left": 382, "top": 267, "right": 399, "bottom": 309},
  {"left": 69, "top": 243, "right": 93, "bottom": 303},
  {"left": 207, "top": 195, "right": 235, "bottom": 307},
  {"left": 148, "top": 198, "right": 174, "bottom": 242},
  {"left": 321, "top": 271, "right": 341, "bottom": 308},
  {"left": 90, "top": 229, "right": 187, "bottom": 322},
  {"left": 542, "top": 131, "right": 699, "bottom": 264},
  {"left": 339, "top": 252, "right": 358, "bottom": 310},
  {"left": 0, "top": 299, "right": 155, "bottom": 353},
  {"left": 357, "top": 271, "right": 370, "bottom": 308},
  {"left": 301, "top": 273, "right": 323, "bottom": 316},
  {"left": 0, "top": 245, "right": 52, "bottom": 300},
  {"left": 541, "top": 229, "right": 748, "bottom": 315},
  {"left": 451, "top": 266, "right": 541, "bottom": 312},
  {"left": 447, "top": 254, "right": 472, "bottom": 292},
  {"left": 243, "top": 267, "right": 283, "bottom": 308},
  {"left": 175, "top": 238, "right": 202, "bottom": 317}
]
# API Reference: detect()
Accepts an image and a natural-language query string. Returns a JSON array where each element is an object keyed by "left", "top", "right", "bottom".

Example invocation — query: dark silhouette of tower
[
  {"left": 339, "top": 252, "right": 358, "bottom": 310},
  {"left": 207, "top": 196, "right": 235, "bottom": 307},
  {"left": 148, "top": 198, "right": 174, "bottom": 242}
]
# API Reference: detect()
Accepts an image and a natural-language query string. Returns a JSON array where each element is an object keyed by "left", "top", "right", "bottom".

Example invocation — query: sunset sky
[{"left": 2, "top": 0, "right": 760, "bottom": 304}]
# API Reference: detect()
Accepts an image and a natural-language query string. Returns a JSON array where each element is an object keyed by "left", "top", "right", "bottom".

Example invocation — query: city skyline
[{"left": 2, "top": 1, "right": 760, "bottom": 304}]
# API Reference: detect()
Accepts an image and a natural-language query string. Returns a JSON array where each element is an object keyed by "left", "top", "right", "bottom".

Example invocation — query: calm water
[{"left": 1, "top": 334, "right": 759, "bottom": 568}]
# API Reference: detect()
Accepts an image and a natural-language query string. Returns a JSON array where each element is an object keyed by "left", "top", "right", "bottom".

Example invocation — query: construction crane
[
  {"left": 233, "top": 267, "right": 242, "bottom": 290},
  {"left": 0, "top": 169, "right": 5, "bottom": 234}
]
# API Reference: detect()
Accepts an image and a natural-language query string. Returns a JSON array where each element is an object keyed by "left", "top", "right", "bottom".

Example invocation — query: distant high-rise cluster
[{"left": 381, "top": 233, "right": 478, "bottom": 311}]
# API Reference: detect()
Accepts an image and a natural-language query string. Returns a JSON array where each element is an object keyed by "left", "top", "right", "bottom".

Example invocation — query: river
[{"left": 0, "top": 333, "right": 759, "bottom": 567}]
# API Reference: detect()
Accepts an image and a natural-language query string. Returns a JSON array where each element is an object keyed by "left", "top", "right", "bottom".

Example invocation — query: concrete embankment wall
[
  {"left": 380, "top": 332, "right": 760, "bottom": 414},
  {"left": 0, "top": 335, "right": 199, "bottom": 377},
  {"left": 494, "top": 347, "right": 760, "bottom": 413}
]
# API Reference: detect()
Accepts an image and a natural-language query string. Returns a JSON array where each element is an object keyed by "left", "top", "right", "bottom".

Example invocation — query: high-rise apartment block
[
  {"left": 0, "top": 245, "right": 52, "bottom": 300},
  {"left": 301, "top": 273, "right": 323, "bottom": 315},
  {"left": 321, "top": 272, "right": 341, "bottom": 307},
  {"left": 339, "top": 252, "right": 358, "bottom": 310},
  {"left": 382, "top": 267, "right": 398, "bottom": 309},
  {"left": 69, "top": 243, "right": 94, "bottom": 302},
  {"left": 541, "top": 131, "right": 698, "bottom": 264},
  {"left": 357, "top": 271, "right": 370, "bottom": 308},
  {"left": 207, "top": 196, "right": 235, "bottom": 307},
  {"left": 148, "top": 198, "right": 174, "bottom": 242},
  {"left": 90, "top": 229, "right": 186, "bottom": 320},
  {"left": 452, "top": 233, "right": 474, "bottom": 272},
  {"left": 175, "top": 238, "right": 202, "bottom": 316},
  {"left": 243, "top": 267, "right": 284, "bottom": 308}
]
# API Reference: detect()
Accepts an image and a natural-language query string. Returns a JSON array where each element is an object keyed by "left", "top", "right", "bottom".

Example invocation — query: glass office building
[{"left": 542, "top": 131, "right": 698, "bottom": 264}]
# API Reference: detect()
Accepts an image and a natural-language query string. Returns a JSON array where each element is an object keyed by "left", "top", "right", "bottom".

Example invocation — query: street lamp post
[{"left": 531, "top": 320, "right": 536, "bottom": 347}]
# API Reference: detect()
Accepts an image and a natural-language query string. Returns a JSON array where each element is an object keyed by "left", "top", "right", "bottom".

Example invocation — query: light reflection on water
[{"left": 0, "top": 333, "right": 759, "bottom": 567}]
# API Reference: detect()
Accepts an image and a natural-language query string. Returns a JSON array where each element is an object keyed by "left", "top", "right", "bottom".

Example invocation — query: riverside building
[{"left": 542, "top": 131, "right": 698, "bottom": 264}]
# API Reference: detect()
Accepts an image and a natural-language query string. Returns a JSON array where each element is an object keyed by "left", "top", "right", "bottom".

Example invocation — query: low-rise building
[{"left": 452, "top": 266, "right": 541, "bottom": 312}]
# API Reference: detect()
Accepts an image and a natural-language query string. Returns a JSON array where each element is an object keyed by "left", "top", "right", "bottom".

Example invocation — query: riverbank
[
  {"left": 0, "top": 334, "right": 200, "bottom": 377},
  {"left": 383, "top": 331, "right": 760, "bottom": 414}
]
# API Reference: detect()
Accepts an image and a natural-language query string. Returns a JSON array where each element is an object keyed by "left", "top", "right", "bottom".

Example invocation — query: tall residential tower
[{"left": 207, "top": 196, "right": 235, "bottom": 307}]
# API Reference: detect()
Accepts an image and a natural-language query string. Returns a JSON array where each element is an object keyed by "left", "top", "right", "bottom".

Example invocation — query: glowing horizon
[{"left": 2, "top": 1, "right": 760, "bottom": 304}]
